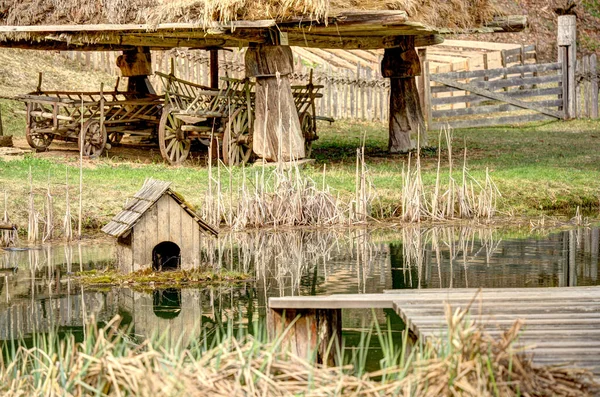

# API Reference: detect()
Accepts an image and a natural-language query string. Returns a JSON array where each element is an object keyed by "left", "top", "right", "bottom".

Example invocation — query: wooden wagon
[
  {"left": 16, "top": 78, "right": 162, "bottom": 158},
  {"left": 156, "top": 70, "right": 325, "bottom": 165}
]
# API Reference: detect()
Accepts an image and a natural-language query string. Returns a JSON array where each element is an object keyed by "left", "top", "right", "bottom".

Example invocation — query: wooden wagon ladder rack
[{"left": 431, "top": 75, "right": 565, "bottom": 119}]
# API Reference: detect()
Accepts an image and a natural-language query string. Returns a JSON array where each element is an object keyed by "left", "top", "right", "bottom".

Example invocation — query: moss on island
[{"left": 75, "top": 268, "right": 251, "bottom": 289}]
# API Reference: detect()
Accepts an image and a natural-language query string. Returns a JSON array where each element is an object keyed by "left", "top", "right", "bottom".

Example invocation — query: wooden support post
[
  {"left": 117, "top": 47, "right": 156, "bottom": 97},
  {"left": 268, "top": 308, "right": 341, "bottom": 365},
  {"left": 210, "top": 49, "right": 219, "bottom": 89},
  {"left": 382, "top": 36, "right": 427, "bottom": 152},
  {"left": 558, "top": 15, "right": 577, "bottom": 119},
  {"left": 245, "top": 45, "right": 305, "bottom": 162},
  {"left": 423, "top": 57, "right": 432, "bottom": 131}
]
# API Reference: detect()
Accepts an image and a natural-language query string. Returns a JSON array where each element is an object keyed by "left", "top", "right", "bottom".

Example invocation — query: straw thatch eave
[{"left": 0, "top": 11, "right": 525, "bottom": 51}]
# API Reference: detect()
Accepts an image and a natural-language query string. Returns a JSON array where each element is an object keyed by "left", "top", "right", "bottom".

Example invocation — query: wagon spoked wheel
[
  {"left": 300, "top": 111, "right": 316, "bottom": 158},
  {"left": 26, "top": 116, "right": 54, "bottom": 152},
  {"left": 223, "top": 108, "right": 252, "bottom": 166},
  {"left": 79, "top": 119, "right": 107, "bottom": 159},
  {"left": 158, "top": 105, "right": 191, "bottom": 165}
]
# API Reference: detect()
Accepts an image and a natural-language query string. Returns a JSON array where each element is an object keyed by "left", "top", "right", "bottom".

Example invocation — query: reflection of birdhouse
[{"left": 102, "top": 179, "right": 217, "bottom": 274}]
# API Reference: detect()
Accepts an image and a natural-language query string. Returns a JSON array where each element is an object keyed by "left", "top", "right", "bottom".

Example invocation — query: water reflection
[{"left": 0, "top": 226, "right": 599, "bottom": 342}]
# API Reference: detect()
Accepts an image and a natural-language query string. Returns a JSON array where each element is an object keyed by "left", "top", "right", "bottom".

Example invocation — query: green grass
[
  {"left": 1, "top": 119, "right": 599, "bottom": 235},
  {"left": 312, "top": 119, "right": 600, "bottom": 216}
]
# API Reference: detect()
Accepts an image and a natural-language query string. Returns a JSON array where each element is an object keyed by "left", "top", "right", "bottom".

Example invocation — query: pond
[{"left": 1, "top": 225, "right": 599, "bottom": 352}]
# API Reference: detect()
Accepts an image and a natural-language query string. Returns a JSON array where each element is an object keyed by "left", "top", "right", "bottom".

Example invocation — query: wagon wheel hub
[{"left": 175, "top": 127, "right": 185, "bottom": 141}]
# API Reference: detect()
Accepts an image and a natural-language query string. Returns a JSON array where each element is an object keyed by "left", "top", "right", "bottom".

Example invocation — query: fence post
[
  {"left": 591, "top": 54, "right": 598, "bottom": 119},
  {"left": 423, "top": 58, "right": 432, "bottom": 131},
  {"left": 557, "top": 15, "right": 577, "bottom": 119}
]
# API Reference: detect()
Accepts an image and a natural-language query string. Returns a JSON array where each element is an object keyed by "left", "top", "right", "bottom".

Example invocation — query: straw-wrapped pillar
[
  {"left": 116, "top": 47, "right": 156, "bottom": 96},
  {"left": 245, "top": 45, "right": 305, "bottom": 162},
  {"left": 382, "top": 37, "right": 427, "bottom": 153}
]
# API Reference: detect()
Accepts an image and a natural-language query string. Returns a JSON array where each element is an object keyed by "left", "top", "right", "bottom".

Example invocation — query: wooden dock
[{"left": 268, "top": 286, "right": 600, "bottom": 376}]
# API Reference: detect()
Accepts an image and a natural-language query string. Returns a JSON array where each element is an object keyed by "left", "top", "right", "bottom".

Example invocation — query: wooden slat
[
  {"left": 432, "top": 76, "right": 564, "bottom": 118},
  {"left": 433, "top": 62, "right": 561, "bottom": 81},
  {"left": 432, "top": 99, "right": 562, "bottom": 119},
  {"left": 430, "top": 113, "right": 556, "bottom": 130},
  {"left": 431, "top": 87, "right": 562, "bottom": 106},
  {"left": 269, "top": 287, "right": 600, "bottom": 309},
  {"left": 431, "top": 74, "right": 561, "bottom": 94}
]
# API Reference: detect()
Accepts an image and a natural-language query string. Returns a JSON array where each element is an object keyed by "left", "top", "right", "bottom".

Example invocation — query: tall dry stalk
[
  {"left": 1, "top": 191, "right": 17, "bottom": 247},
  {"left": 42, "top": 172, "right": 54, "bottom": 242},
  {"left": 63, "top": 167, "right": 73, "bottom": 241},
  {"left": 27, "top": 166, "right": 39, "bottom": 243},
  {"left": 399, "top": 126, "right": 501, "bottom": 222}
]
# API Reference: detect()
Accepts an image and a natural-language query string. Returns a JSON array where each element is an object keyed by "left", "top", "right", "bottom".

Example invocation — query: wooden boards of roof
[{"left": 0, "top": 12, "right": 527, "bottom": 51}]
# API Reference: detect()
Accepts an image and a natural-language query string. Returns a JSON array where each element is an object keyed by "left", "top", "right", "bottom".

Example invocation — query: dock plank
[
  {"left": 387, "top": 287, "right": 600, "bottom": 379},
  {"left": 268, "top": 286, "right": 600, "bottom": 378}
]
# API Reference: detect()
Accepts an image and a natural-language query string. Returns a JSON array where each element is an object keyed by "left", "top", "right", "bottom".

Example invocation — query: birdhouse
[{"left": 102, "top": 179, "right": 218, "bottom": 274}]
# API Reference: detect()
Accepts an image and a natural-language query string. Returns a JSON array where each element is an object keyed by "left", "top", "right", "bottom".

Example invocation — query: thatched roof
[
  {"left": 0, "top": 0, "right": 525, "bottom": 51},
  {"left": 0, "top": 0, "right": 498, "bottom": 29},
  {"left": 101, "top": 178, "right": 218, "bottom": 238}
]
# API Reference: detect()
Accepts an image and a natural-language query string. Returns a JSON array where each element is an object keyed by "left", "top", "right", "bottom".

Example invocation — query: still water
[{"left": 0, "top": 226, "right": 599, "bottom": 343}]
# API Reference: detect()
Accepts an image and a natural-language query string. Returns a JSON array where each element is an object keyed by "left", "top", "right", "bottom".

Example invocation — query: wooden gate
[{"left": 426, "top": 62, "right": 567, "bottom": 130}]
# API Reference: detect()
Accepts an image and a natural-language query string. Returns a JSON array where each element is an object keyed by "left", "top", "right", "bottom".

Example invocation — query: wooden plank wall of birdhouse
[{"left": 132, "top": 195, "right": 200, "bottom": 271}]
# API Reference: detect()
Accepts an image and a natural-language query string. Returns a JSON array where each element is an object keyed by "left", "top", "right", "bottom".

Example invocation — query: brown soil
[
  {"left": 456, "top": 0, "right": 600, "bottom": 62},
  {"left": 9, "top": 136, "right": 212, "bottom": 166}
]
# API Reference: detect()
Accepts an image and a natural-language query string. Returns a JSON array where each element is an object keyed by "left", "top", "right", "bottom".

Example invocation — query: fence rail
[{"left": 61, "top": 45, "right": 598, "bottom": 127}]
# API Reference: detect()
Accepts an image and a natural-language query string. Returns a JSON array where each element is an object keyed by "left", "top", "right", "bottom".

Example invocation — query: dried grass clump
[
  {"left": 230, "top": 165, "right": 344, "bottom": 229},
  {"left": 0, "top": 0, "right": 495, "bottom": 28},
  {"left": 392, "top": 303, "right": 598, "bottom": 396},
  {"left": 331, "top": 0, "right": 499, "bottom": 29},
  {"left": 1, "top": 305, "right": 596, "bottom": 397},
  {"left": 399, "top": 126, "right": 501, "bottom": 222},
  {"left": 0, "top": 0, "right": 329, "bottom": 27}
]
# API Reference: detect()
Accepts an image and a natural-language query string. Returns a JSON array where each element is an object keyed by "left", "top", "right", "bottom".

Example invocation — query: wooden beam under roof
[{"left": 0, "top": 11, "right": 525, "bottom": 52}]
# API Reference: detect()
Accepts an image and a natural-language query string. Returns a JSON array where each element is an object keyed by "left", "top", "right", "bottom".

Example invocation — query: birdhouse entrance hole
[{"left": 152, "top": 241, "right": 181, "bottom": 271}]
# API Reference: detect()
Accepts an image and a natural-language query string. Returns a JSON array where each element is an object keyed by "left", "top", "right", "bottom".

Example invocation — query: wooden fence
[
  {"left": 576, "top": 54, "right": 599, "bottom": 119},
  {"left": 61, "top": 44, "right": 600, "bottom": 127},
  {"left": 427, "top": 62, "right": 565, "bottom": 130},
  {"left": 62, "top": 45, "right": 537, "bottom": 124}
]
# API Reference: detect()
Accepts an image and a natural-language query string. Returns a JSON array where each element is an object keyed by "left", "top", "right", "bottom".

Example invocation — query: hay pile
[
  {"left": 1, "top": 307, "right": 597, "bottom": 397},
  {"left": 0, "top": 0, "right": 498, "bottom": 28}
]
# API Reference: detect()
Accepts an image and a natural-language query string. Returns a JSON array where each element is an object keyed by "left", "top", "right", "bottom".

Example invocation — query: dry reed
[
  {"left": 63, "top": 167, "right": 74, "bottom": 241},
  {"left": 0, "top": 301, "right": 595, "bottom": 397},
  {"left": 1, "top": 191, "right": 17, "bottom": 247},
  {"left": 202, "top": 161, "right": 345, "bottom": 230},
  {"left": 399, "top": 126, "right": 501, "bottom": 222},
  {"left": 26, "top": 165, "right": 39, "bottom": 243},
  {"left": 42, "top": 172, "right": 54, "bottom": 242}
]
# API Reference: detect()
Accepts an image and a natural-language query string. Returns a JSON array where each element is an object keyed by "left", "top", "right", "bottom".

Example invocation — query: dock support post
[{"left": 268, "top": 308, "right": 341, "bottom": 366}]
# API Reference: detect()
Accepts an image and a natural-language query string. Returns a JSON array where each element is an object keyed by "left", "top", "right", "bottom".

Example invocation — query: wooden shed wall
[{"left": 131, "top": 195, "right": 201, "bottom": 271}]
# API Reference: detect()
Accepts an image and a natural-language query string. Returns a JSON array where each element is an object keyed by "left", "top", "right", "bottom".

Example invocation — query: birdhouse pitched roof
[{"left": 101, "top": 178, "right": 218, "bottom": 238}]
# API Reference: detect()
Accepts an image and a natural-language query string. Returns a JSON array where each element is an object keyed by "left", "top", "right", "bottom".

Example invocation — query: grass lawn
[
  {"left": 0, "top": 48, "right": 598, "bottom": 233},
  {"left": 1, "top": 117, "right": 599, "bottom": 235}
]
